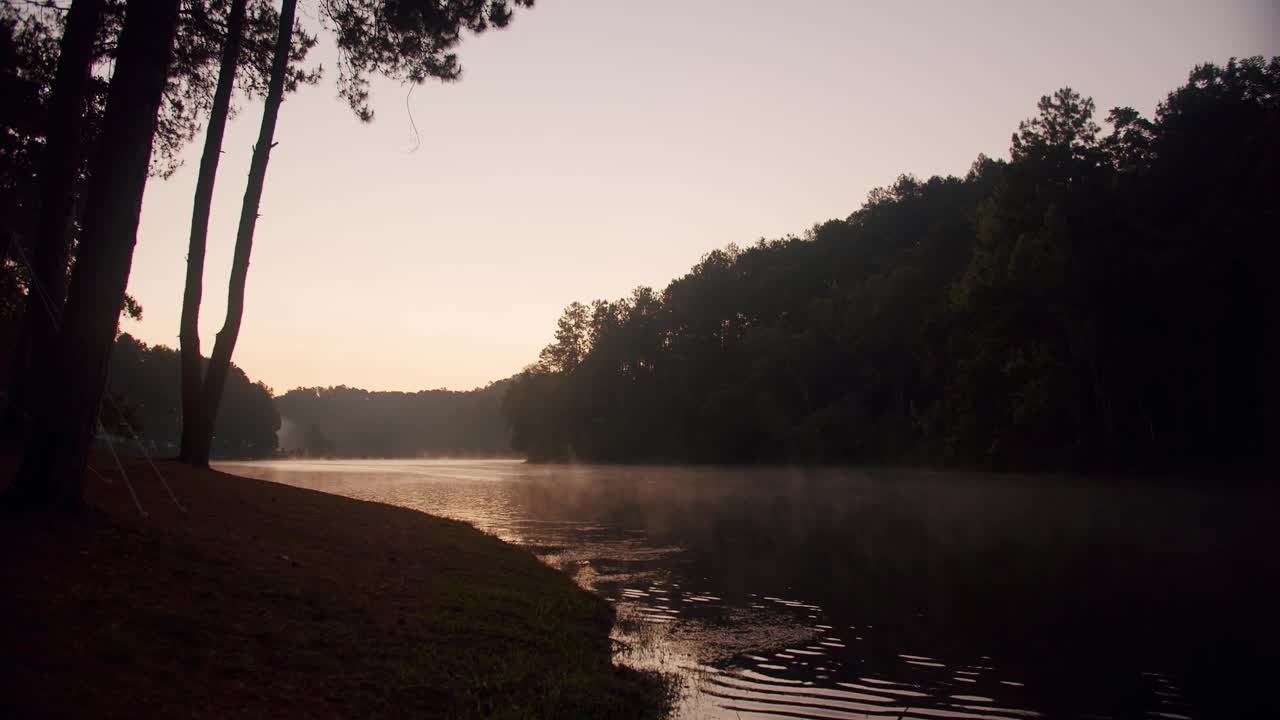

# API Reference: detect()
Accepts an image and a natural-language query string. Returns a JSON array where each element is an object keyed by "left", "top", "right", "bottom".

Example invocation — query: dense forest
[
  {"left": 275, "top": 384, "right": 512, "bottom": 458},
  {"left": 106, "top": 334, "right": 279, "bottom": 458},
  {"left": 105, "top": 336, "right": 512, "bottom": 461},
  {"left": 504, "top": 58, "right": 1278, "bottom": 471},
  {"left": 33, "top": 332, "right": 511, "bottom": 460},
  {"left": 73, "top": 334, "right": 514, "bottom": 460}
]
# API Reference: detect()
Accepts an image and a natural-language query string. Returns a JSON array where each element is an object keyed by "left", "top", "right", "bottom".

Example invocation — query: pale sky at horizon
[{"left": 124, "top": 0, "right": 1279, "bottom": 393}]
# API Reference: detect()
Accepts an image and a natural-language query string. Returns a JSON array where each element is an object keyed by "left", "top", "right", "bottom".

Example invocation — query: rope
[
  {"left": 99, "top": 420, "right": 147, "bottom": 518},
  {"left": 111, "top": 407, "right": 186, "bottom": 513},
  {"left": 0, "top": 390, "right": 36, "bottom": 422},
  {"left": 86, "top": 463, "right": 113, "bottom": 485},
  {"left": 8, "top": 238, "right": 62, "bottom": 326}
]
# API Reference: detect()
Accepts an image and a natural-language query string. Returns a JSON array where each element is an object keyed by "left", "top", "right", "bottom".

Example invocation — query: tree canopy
[
  {"left": 503, "top": 57, "right": 1278, "bottom": 472},
  {"left": 321, "top": 0, "right": 534, "bottom": 120},
  {"left": 276, "top": 382, "right": 512, "bottom": 458},
  {"left": 3, "top": 0, "right": 537, "bottom": 503},
  {"left": 109, "top": 333, "right": 279, "bottom": 458},
  {"left": 0, "top": 0, "right": 314, "bottom": 373}
]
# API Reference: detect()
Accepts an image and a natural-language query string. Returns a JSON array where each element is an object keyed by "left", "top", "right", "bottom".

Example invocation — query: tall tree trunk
[
  {"left": 187, "top": 0, "right": 296, "bottom": 467},
  {"left": 179, "top": 0, "right": 248, "bottom": 463},
  {"left": 3, "top": 0, "right": 105, "bottom": 444},
  {"left": 6, "top": 0, "right": 183, "bottom": 510}
]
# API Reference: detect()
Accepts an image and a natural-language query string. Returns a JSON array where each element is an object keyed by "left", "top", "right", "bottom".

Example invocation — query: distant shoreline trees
[
  {"left": 110, "top": 333, "right": 279, "bottom": 460},
  {"left": 503, "top": 58, "right": 1279, "bottom": 472},
  {"left": 276, "top": 383, "right": 514, "bottom": 459},
  {"left": 110, "top": 336, "right": 510, "bottom": 461}
]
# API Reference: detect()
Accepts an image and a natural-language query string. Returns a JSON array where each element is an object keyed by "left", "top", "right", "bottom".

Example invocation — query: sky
[{"left": 125, "top": 0, "right": 1280, "bottom": 393}]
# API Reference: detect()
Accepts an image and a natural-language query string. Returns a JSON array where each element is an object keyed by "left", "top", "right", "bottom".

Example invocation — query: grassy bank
[{"left": 1, "top": 456, "right": 667, "bottom": 719}]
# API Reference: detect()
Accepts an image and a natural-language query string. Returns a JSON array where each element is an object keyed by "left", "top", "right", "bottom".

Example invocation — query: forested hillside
[
  {"left": 108, "top": 339, "right": 513, "bottom": 460},
  {"left": 107, "top": 334, "right": 280, "bottom": 459},
  {"left": 503, "top": 58, "right": 1278, "bottom": 471},
  {"left": 275, "top": 383, "right": 512, "bottom": 458}
]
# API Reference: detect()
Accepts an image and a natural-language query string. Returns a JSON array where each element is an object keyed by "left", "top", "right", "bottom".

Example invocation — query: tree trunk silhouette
[
  {"left": 3, "top": 0, "right": 105, "bottom": 444},
  {"left": 179, "top": 0, "right": 248, "bottom": 463},
  {"left": 6, "top": 0, "right": 182, "bottom": 509},
  {"left": 187, "top": 0, "right": 297, "bottom": 467}
]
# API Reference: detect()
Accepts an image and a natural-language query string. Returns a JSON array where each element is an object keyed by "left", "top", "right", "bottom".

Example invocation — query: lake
[{"left": 219, "top": 459, "right": 1273, "bottom": 719}]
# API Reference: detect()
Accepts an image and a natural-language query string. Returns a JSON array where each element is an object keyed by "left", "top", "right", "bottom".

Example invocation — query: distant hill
[{"left": 274, "top": 383, "right": 514, "bottom": 458}]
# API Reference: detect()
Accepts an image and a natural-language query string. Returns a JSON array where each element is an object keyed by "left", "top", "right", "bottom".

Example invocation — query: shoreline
[
  {"left": 1, "top": 455, "right": 667, "bottom": 718},
  {"left": 229, "top": 454, "right": 1274, "bottom": 491}
]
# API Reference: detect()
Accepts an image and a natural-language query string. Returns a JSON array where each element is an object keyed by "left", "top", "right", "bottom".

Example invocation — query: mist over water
[{"left": 221, "top": 459, "right": 1274, "bottom": 719}]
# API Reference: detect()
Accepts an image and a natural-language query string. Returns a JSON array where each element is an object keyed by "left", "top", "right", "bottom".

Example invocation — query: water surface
[{"left": 220, "top": 460, "right": 1273, "bottom": 719}]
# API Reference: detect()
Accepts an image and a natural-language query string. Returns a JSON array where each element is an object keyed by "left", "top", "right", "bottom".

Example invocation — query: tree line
[
  {"left": 503, "top": 58, "right": 1278, "bottom": 472},
  {"left": 2, "top": 0, "right": 534, "bottom": 510},
  {"left": 275, "top": 383, "right": 512, "bottom": 458},
  {"left": 99, "top": 334, "right": 512, "bottom": 461},
  {"left": 107, "top": 333, "right": 279, "bottom": 458},
  {"left": 106, "top": 337, "right": 512, "bottom": 461}
]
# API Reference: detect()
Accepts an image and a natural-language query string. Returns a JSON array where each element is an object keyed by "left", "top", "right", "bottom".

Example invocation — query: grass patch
[{"left": 1, "top": 456, "right": 669, "bottom": 718}]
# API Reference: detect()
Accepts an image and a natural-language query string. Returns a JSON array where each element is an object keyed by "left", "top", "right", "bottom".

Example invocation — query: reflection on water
[{"left": 220, "top": 459, "right": 1273, "bottom": 719}]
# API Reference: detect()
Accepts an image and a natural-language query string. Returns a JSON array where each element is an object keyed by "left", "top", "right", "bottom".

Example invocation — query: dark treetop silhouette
[
  {"left": 1, "top": 0, "right": 536, "bottom": 508},
  {"left": 0, "top": 0, "right": 299, "bottom": 444},
  {"left": 177, "top": 0, "right": 533, "bottom": 467},
  {"left": 503, "top": 58, "right": 1278, "bottom": 473}
]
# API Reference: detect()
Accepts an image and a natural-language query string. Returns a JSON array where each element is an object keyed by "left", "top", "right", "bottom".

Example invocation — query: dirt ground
[{"left": 1, "top": 454, "right": 667, "bottom": 719}]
